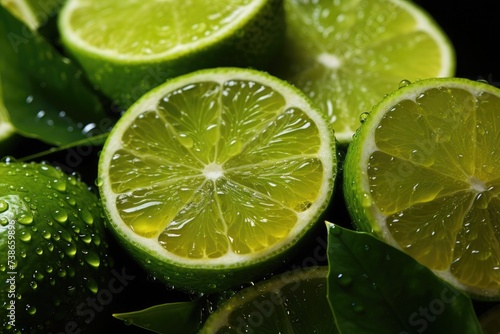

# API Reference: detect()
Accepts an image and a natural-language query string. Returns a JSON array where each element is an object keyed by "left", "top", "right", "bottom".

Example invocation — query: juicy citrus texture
[
  {"left": 58, "top": 0, "right": 284, "bottom": 107},
  {"left": 344, "top": 78, "right": 500, "bottom": 299},
  {"left": 272, "top": 0, "right": 455, "bottom": 143},
  {"left": 99, "top": 68, "right": 336, "bottom": 292},
  {"left": 0, "top": 161, "right": 112, "bottom": 332},
  {"left": 200, "top": 266, "right": 337, "bottom": 333}
]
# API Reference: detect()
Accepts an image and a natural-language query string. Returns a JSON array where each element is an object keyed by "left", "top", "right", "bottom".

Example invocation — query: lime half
[
  {"left": 98, "top": 67, "right": 337, "bottom": 292},
  {"left": 344, "top": 78, "right": 500, "bottom": 299},
  {"left": 201, "top": 266, "right": 337, "bottom": 333},
  {"left": 273, "top": 0, "right": 455, "bottom": 144},
  {"left": 58, "top": 0, "right": 284, "bottom": 107}
]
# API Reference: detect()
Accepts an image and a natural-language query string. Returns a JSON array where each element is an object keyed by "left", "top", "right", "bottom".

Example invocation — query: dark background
[{"left": 35, "top": 1, "right": 500, "bottom": 333}]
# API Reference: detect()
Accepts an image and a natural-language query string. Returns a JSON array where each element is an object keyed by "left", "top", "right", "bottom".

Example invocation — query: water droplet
[
  {"left": 359, "top": 112, "right": 370, "bottom": 123},
  {"left": 20, "top": 230, "right": 32, "bottom": 242},
  {"left": 35, "top": 247, "right": 43, "bottom": 255},
  {"left": 85, "top": 277, "right": 99, "bottom": 294},
  {"left": 475, "top": 192, "right": 489, "bottom": 209},
  {"left": 361, "top": 193, "right": 372, "bottom": 208},
  {"left": 476, "top": 123, "right": 487, "bottom": 136},
  {"left": 30, "top": 281, "right": 38, "bottom": 290},
  {"left": 399, "top": 79, "right": 411, "bottom": 88},
  {"left": 95, "top": 178, "right": 103, "bottom": 187},
  {"left": 178, "top": 133, "right": 194, "bottom": 149},
  {"left": 65, "top": 243, "right": 77, "bottom": 258},
  {"left": 0, "top": 200, "right": 9, "bottom": 213},
  {"left": 79, "top": 208, "right": 94, "bottom": 225},
  {"left": 57, "top": 268, "right": 67, "bottom": 277},
  {"left": 53, "top": 210, "right": 68, "bottom": 223},
  {"left": 329, "top": 224, "right": 342, "bottom": 236},
  {"left": 83, "top": 250, "right": 100, "bottom": 268},
  {"left": 26, "top": 304, "right": 37, "bottom": 315},
  {"left": 51, "top": 179, "right": 67, "bottom": 192},
  {"left": 226, "top": 139, "right": 242, "bottom": 157},
  {"left": 0, "top": 217, "right": 9, "bottom": 226},
  {"left": 18, "top": 213, "right": 33, "bottom": 225},
  {"left": 364, "top": 244, "right": 370, "bottom": 251},
  {"left": 337, "top": 273, "right": 353, "bottom": 288}
]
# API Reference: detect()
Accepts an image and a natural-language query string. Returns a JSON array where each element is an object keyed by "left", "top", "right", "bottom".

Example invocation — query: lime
[
  {"left": 58, "top": 0, "right": 285, "bottom": 108},
  {"left": 272, "top": 0, "right": 455, "bottom": 144},
  {"left": 200, "top": 266, "right": 337, "bottom": 333},
  {"left": 1, "top": 0, "right": 62, "bottom": 29},
  {"left": 0, "top": 161, "right": 113, "bottom": 332},
  {"left": 98, "top": 67, "right": 337, "bottom": 293},
  {"left": 343, "top": 78, "right": 500, "bottom": 299}
]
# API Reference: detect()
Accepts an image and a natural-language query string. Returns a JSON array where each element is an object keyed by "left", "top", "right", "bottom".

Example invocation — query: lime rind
[
  {"left": 344, "top": 77, "right": 500, "bottom": 299},
  {"left": 99, "top": 67, "right": 336, "bottom": 291}
]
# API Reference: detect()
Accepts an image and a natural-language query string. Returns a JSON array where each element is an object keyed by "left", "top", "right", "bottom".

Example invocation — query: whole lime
[{"left": 0, "top": 161, "right": 113, "bottom": 333}]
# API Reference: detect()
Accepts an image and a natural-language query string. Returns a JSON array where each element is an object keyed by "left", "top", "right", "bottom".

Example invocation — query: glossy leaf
[
  {"left": 0, "top": 6, "right": 107, "bottom": 146},
  {"left": 326, "top": 222, "right": 483, "bottom": 334},
  {"left": 113, "top": 300, "right": 203, "bottom": 334}
]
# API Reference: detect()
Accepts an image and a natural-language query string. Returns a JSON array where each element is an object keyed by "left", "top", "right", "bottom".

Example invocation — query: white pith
[{"left": 99, "top": 68, "right": 335, "bottom": 268}]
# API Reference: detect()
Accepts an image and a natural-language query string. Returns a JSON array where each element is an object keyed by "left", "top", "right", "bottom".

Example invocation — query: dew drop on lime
[
  {"left": 227, "top": 139, "right": 242, "bottom": 156},
  {"left": 178, "top": 133, "right": 194, "bottom": 149},
  {"left": 0, "top": 200, "right": 9, "bottom": 213},
  {"left": 57, "top": 268, "right": 67, "bottom": 277},
  {"left": 95, "top": 178, "right": 103, "bottom": 187},
  {"left": 30, "top": 281, "right": 38, "bottom": 290},
  {"left": 84, "top": 250, "right": 101, "bottom": 268},
  {"left": 359, "top": 112, "right": 369, "bottom": 123},
  {"left": 0, "top": 217, "right": 9, "bottom": 226},
  {"left": 65, "top": 243, "right": 77, "bottom": 258},
  {"left": 18, "top": 213, "right": 34, "bottom": 225},
  {"left": 399, "top": 79, "right": 411, "bottom": 88},
  {"left": 36, "top": 247, "right": 43, "bottom": 255},
  {"left": 80, "top": 234, "right": 92, "bottom": 244},
  {"left": 26, "top": 304, "right": 37, "bottom": 315},
  {"left": 53, "top": 209, "right": 68, "bottom": 223},
  {"left": 79, "top": 208, "right": 94, "bottom": 225},
  {"left": 20, "top": 230, "right": 32, "bottom": 242},
  {"left": 85, "top": 277, "right": 99, "bottom": 294},
  {"left": 361, "top": 193, "right": 372, "bottom": 208}
]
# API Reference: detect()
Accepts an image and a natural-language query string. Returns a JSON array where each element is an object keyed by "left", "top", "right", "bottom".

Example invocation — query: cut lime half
[
  {"left": 200, "top": 266, "right": 337, "bottom": 333},
  {"left": 273, "top": 0, "right": 455, "bottom": 144},
  {"left": 98, "top": 67, "right": 337, "bottom": 292},
  {"left": 58, "top": 0, "right": 285, "bottom": 107},
  {"left": 344, "top": 77, "right": 500, "bottom": 299}
]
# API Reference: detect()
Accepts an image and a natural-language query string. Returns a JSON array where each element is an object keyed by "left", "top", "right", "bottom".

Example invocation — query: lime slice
[
  {"left": 58, "top": 0, "right": 284, "bottom": 107},
  {"left": 98, "top": 67, "right": 337, "bottom": 292},
  {"left": 200, "top": 266, "right": 337, "bottom": 333},
  {"left": 272, "top": 0, "right": 455, "bottom": 144},
  {"left": 0, "top": 161, "right": 112, "bottom": 332},
  {"left": 343, "top": 77, "right": 500, "bottom": 300}
]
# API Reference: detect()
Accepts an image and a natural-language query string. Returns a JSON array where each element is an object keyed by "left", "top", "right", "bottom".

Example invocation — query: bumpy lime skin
[{"left": 0, "top": 162, "right": 113, "bottom": 333}]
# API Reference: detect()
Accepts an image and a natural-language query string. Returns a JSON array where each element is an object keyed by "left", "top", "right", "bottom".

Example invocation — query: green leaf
[
  {"left": 0, "top": 6, "right": 108, "bottom": 146},
  {"left": 113, "top": 300, "right": 204, "bottom": 334},
  {"left": 325, "top": 222, "right": 483, "bottom": 334}
]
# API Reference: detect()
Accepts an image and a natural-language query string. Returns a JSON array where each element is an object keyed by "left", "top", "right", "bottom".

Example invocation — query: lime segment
[{"left": 99, "top": 68, "right": 336, "bottom": 292}]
